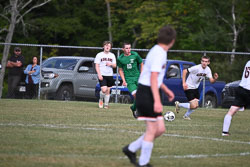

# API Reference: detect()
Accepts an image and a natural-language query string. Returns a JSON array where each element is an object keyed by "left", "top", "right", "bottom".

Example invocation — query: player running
[
  {"left": 117, "top": 43, "right": 143, "bottom": 118},
  {"left": 175, "top": 56, "right": 218, "bottom": 120},
  {"left": 222, "top": 60, "right": 250, "bottom": 136}
]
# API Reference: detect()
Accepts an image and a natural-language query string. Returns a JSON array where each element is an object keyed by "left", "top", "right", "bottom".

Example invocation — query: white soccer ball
[{"left": 164, "top": 111, "right": 175, "bottom": 122}]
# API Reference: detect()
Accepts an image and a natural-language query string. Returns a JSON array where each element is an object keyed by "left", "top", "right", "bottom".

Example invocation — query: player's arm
[
  {"left": 118, "top": 68, "right": 127, "bottom": 86},
  {"left": 160, "top": 84, "right": 174, "bottom": 102},
  {"left": 95, "top": 63, "right": 103, "bottom": 80},
  {"left": 209, "top": 73, "right": 218, "bottom": 84},
  {"left": 182, "top": 69, "right": 188, "bottom": 90},
  {"left": 151, "top": 72, "right": 162, "bottom": 113},
  {"left": 139, "top": 62, "right": 144, "bottom": 73}
]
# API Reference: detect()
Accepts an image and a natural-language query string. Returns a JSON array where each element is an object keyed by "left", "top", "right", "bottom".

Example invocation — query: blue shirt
[{"left": 24, "top": 64, "right": 40, "bottom": 84}]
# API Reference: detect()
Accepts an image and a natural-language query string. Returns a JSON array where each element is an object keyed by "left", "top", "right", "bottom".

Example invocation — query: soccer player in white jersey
[
  {"left": 122, "top": 26, "right": 176, "bottom": 167},
  {"left": 175, "top": 56, "right": 219, "bottom": 120},
  {"left": 94, "top": 41, "right": 116, "bottom": 109},
  {"left": 222, "top": 60, "right": 250, "bottom": 136}
]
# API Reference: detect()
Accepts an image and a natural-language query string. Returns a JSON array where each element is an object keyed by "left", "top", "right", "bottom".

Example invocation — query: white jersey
[
  {"left": 94, "top": 51, "right": 116, "bottom": 76},
  {"left": 138, "top": 45, "right": 167, "bottom": 88},
  {"left": 186, "top": 64, "right": 212, "bottom": 89},
  {"left": 239, "top": 60, "right": 250, "bottom": 90}
]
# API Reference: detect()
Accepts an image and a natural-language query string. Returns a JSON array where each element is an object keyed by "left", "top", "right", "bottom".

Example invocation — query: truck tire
[
  {"left": 56, "top": 84, "right": 74, "bottom": 101},
  {"left": 204, "top": 95, "right": 216, "bottom": 108}
]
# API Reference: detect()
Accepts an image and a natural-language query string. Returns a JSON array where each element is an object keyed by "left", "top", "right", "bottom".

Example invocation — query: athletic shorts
[
  {"left": 126, "top": 77, "right": 139, "bottom": 94},
  {"left": 232, "top": 86, "right": 250, "bottom": 108},
  {"left": 136, "top": 84, "right": 163, "bottom": 121},
  {"left": 184, "top": 89, "right": 200, "bottom": 101},
  {"left": 99, "top": 76, "right": 114, "bottom": 87}
]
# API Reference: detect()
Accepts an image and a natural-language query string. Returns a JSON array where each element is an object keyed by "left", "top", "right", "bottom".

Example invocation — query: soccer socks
[
  {"left": 223, "top": 114, "right": 232, "bottom": 133},
  {"left": 179, "top": 103, "right": 190, "bottom": 109},
  {"left": 100, "top": 91, "right": 105, "bottom": 100},
  {"left": 139, "top": 141, "right": 153, "bottom": 166},
  {"left": 128, "top": 134, "right": 144, "bottom": 153},
  {"left": 184, "top": 109, "right": 195, "bottom": 117},
  {"left": 130, "top": 100, "right": 136, "bottom": 111},
  {"left": 104, "top": 94, "right": 110, "bottom": 106}
]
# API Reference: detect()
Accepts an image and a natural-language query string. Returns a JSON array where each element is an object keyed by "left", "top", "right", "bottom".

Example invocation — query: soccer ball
[{"left": 164, "top": 111, "right": 175, "bottom": 122}]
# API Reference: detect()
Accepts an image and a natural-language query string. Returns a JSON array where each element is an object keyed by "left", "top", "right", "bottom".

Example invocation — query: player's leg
[
  {"left": 222, "top": 106, "right": 239, "bottom": 136},
  {"left": 127, "top": 81, "right": 138, "bottom": 118},
  {"left": 99, "top": 77, "right": 107, "bottom": 108},
  {"left": 104, "top": 76, "right": 114, "bottom": 108}
]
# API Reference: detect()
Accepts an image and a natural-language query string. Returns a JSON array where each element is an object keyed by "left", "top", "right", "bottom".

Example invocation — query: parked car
[
  {"left": 40, "top": 56, "right": 98, "bottom": 100},
  {"left": 96, "top": 60, "right": 226, "bottom": 108},
  {"left": 221, "top": 80, "right": 240, "bottom": 108}
]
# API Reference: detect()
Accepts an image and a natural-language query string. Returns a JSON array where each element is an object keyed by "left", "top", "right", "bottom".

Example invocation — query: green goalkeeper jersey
[{"left": 117, "top": 51, "right": 143, "bottom": 80}]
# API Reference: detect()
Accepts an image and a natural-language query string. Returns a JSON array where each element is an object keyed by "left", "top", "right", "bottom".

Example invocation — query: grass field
[{"left": 0, "top": 99, "right": 250, "bottom": 167}]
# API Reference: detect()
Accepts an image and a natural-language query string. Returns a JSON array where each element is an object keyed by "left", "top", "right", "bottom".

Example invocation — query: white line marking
[{"left": 1, "top": 122, "right": 250, "bottom": 145}]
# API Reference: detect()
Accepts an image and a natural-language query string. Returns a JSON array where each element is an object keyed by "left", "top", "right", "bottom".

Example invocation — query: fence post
[
  {"left": 202, "top": 52, "right": 206, "bottom": 108},
  {"left": 38, "top": 47, "right": 43, "bottom": 100},
  {"left": 115, "top": 49, "right": 120, "bottom": 103}
]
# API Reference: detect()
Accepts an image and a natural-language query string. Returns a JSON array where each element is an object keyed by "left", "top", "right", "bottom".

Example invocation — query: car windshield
[{"left": 43, "top": 58, "right": 79, "bottom": 70}]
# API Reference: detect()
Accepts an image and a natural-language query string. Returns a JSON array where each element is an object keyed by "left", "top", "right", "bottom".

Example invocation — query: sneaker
[
  {"left": 183, "top": 115, "right": 191, "bottom": 120},
  {"left": 175, "top": 101, "right": 180, "bottom": 113},
  {"left": 122, "top": 145, "right": 137, "bottom": 165},
  {"left": 137, "top": 163, "right": 153, "bottom": 167},
  {"left": 99, "top": 99, "right": 104, "bottom": 108},
  {"left": 222, "top": 132, "right": 230, "bottom": 136},
  {"left": 104, "top": 105, "right": 109, "bottom": 109},
  {"left": 130, "top": 106, "right": 138, "bottom": 119}
]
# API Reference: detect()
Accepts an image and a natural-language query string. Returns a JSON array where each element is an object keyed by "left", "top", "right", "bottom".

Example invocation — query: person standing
[
  {"left": 117, "top": 43, "right": 143, "bottom": 118},
  {"left": 6, "top": 47, "right": 25, "bottom": 98},
  {"left": 95, "top": 41, "right": 117, "bottom": 109},
  {"left": 222, "top": 60, "right": 250, "bottom": 136},
  {"left": 175, "top": 55, "right": 219, "bottom": 120},
  {"left": 122, "top": 25, "right": 176, "bottom": 167},
  {"left": 24, "top": 56, "right": 40, "bottom": 99}
]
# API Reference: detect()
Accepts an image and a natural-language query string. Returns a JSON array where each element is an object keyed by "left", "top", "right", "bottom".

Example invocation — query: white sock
[
  {"left": 139, "top": 141, "right": 153, "bottom": 166},
  {"left": 128, "top": 134, "right": 145, "bottom": 153},
  {"left": 184, "top": 109, "right": 195, "bottom": 117},
  {"left": 223, "top": 114, "right": 232, "bottom": 133},
  {"left": 179, "top": 103, "right": 190, "bottom": 109},
  {"left": 104, "top": 94, "right": 110, "bottom": 106},
  {"left": 100, "top": 91, "right": 105, "bottom": 100}
]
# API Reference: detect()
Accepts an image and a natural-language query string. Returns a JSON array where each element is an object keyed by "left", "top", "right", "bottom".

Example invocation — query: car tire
[
  {"left": 56, "top": 84, "right": 74, "bottom": 101},
  {"left": 204, "top": 95, "right": 216, "bottom": 108}
]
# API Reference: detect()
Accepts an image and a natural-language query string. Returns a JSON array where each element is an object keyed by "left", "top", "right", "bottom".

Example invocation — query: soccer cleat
[
  {"left": 175, "top": 101, "right": 180, "bottom": 113},
  {"left": 137, "top": 163, "right": 153, "bottom": 167},
  {"left": 183, "top": 115, "right": 191, "bottom": 120},
  {"left": 130, "top": 106, "right": 138, "bottom": 118},
  {"left": 222, "top": 132, "right": 230, "bottom": 136},
  {"left": 99, "top": 99, "right": 104, "bottom": 108},
  {"left": 104, "top": 105, "right": 109, "bottom": 109},
  {"left": 122, "top": 145, "right": 137, "bottom": 165}
]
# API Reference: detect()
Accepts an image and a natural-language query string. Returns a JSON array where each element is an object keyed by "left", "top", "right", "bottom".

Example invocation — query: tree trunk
[
  {"left": 106, "top": 0, "right": 112, "bottom": 42},
  {"left": 231, "top": 0, "right": 237, "bottom": 64},
  {"left": 0, "top": 0, "right": 18, "bottom": 98}
]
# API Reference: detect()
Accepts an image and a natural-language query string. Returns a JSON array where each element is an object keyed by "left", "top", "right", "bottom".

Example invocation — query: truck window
[
  {"left": 79, "top": 61, "right": 95, "bottom": 73},
  {"left": 183, "top": 64, "right": 193, "bottom": 70},
  {"left": 167, "top": 64, "right": 181, "bottom": 79}
]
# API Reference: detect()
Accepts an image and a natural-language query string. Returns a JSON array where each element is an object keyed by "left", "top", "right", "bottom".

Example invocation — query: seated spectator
[{"left": 24, "top": 56, "right": 40, "bottom": 99}]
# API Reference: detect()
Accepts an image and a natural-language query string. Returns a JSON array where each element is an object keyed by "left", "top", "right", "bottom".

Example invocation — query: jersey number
[
  {"left": 127, "top": 64, "right": 132, "bottom": 69},
  {"left": 245, "top": 67, "right": 250, "bottom": 78}
]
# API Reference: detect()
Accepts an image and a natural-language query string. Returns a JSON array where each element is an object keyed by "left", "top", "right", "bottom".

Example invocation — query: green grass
[{"left": 0, "top": 99, "right": 250, "bottom": 167}]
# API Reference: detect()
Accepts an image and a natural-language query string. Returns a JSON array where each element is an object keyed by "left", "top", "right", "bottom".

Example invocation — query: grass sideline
[{"left": 0, "top": 99, "right": 250, "bottom": 167}]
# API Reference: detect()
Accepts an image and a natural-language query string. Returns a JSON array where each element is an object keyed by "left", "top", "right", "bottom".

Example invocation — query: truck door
[{"left": 74, "top": 60, "right": 98, "bottom": 98}]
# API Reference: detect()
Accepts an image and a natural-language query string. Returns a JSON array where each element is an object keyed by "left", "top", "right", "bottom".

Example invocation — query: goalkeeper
[{"left": 117, "top": 43, "right": 143, "bottom": 118}]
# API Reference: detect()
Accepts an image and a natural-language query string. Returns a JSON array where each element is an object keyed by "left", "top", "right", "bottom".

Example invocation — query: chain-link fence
[{"left": 0, "top": 43, "right": 250, "bottom": 108}]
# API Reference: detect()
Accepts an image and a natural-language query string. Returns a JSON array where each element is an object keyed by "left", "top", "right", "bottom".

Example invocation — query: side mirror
[{"left": 79, "top": 66, "right": 89, "bottom": 72}]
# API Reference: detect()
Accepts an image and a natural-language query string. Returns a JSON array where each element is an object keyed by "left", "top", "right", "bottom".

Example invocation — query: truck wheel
[
  {"left": 56, "top": 85, "right": 74, "bottom": 101},
  {"left": 204, "top": 95, "right": 216, "bottom": 108},
  {"left": 123, "top": 95, "right": 132, "bottom": 104}
]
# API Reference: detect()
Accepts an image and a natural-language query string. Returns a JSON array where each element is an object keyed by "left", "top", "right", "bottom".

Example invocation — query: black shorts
[
  {"left": 99, "top": 76, "right": 114, "bottom": 87},
  {"left": 232, "top": 86, "right": 250, "bottom": 108},
  {"left": 136, "top": 84, "right": 163, "bottom": 121},
  {"left": 184, "top": 89, "right": 200, "bottom": 101}
]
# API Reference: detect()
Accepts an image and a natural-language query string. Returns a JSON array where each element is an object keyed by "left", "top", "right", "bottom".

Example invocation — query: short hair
[
  {"left": 122, "top": 42, "right": 131, "bottom": 48},
  {"left": 103, "top": 41, "right": 112, "bottom": 47},
  {"left": 201, "top": 55, "right": 210, "bottom": 61},
  {"left": 157, "top": 25, "right": 176, "bottom": 45}
]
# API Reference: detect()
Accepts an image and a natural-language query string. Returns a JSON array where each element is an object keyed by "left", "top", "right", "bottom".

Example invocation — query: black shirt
[{"left": 8, "top": 54, "right": 25, "bottom": 76}]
